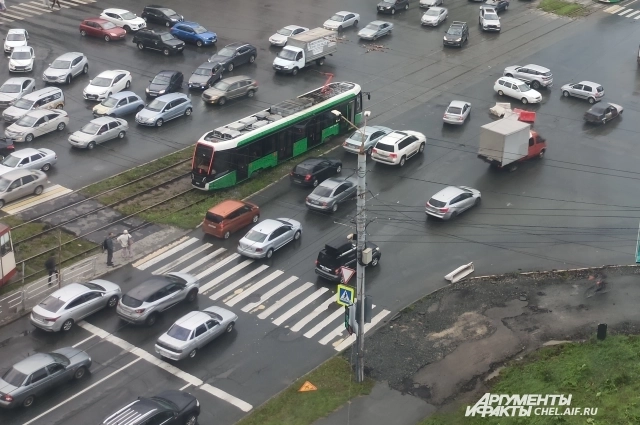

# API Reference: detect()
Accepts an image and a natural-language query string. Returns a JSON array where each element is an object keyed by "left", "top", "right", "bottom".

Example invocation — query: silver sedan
[
  {"left": 155, "top": 306, "right": 238, "bottom": 361},
  {"left": 237, "top": 218, "right": 302, "bottom": 259},
  {"left": 358, "top": 21, "right": 393, "bottom": 40},
  {"left": 443, "top": 100, "right": 471, "bottom": 125},
  {"left": 306, "top": 177, "right": 357, "bottom": 213},
  {"left": 421, "top": 7, "right": 448, "bottom": 26},
  {"left": 68, "top": 116, "right": 128, "bottom": 149},
  {"left": 425, "top": 186, "right": 481, "bottom": 220},
  {"left": 0, "top": 147, "right": 57, "bottom": 174},
  {"left": 343, "top": 125, "right": 393, "bottom": 155}
]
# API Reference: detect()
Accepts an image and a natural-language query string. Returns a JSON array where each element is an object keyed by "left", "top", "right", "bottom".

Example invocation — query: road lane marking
[
  {"left": 4, "top": 7, "right": 35, "bottom": 17},
  {"left": 22, "top": 358, "right": 142, "bottom": 425},
  {"left": 604, "top": 5, "right": 623, "bottom": 12},
  {"left": 290, "top": 297, "right": 334, "bottom": 332},
  {"left": 10, "top": 4, "right": 42, "bottom": 14},
  {"left": 256, "top": 282, "right": 313, "bottom": 318},
  {"left": 627, "top": 10, "right": 640, "bottom": 16},
  {"left": 0, "top": 15, "right": 15, "bottom": 22},
  {"left": 195, "top": 253, "right": 240, "bottom": 280},
  {"left": 618, "top": 8, "right": 634, "bottom": 15},
  {"left": 319, "top": 305, "right": 377, "bottom": 345},
  {"left": 179, "top": 383, "right": 191, "bottom": 391},
  {"left": 133, "top": 237, "right": 197, "bottom": 269},
  {"left": 152, "top": 243, "right": 213, "bottom": 274},
  {"left": 72, "top": 334, "right": 96, "bottom": 348},
  {"left": 208, "top": 264, "right": 268, "bottom": 299},
  {"left": 303, "top": 308, "right": 344, "bottom": 338},
  {"left": 18, "top": 3, "right": 52, "bottom": 12},
  {"left": 272, "top": 287, "right": 330, "bottom": 326},
  {"left": 242, "top": 277, "right": 299, "bottom": 312},
  {"left": 200, "top": 260, "right": 254, "bottom": 293},
  {"left": 224, "top": 270, "right": 284, "bottom": 307},
  {"left": 0, "top": 11, "right": 24, "bottom": 19},
  {"left": 179, "top": 248, "right": 226, "bottom": 274},
  {"left": 333, "top": 310, "right": 391, "bottom": 351},
  {"left": 77, "top": 321, "right": 253, "bottom": 411}
]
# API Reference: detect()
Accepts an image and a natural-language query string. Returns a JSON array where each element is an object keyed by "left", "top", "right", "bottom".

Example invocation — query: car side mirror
[
  {"left": 149, "top": 79, "right": 152, "bottom": 82},
  {"left": 89, "top": 79, "right": 92, "bottom": 83},
  {"left": 17, "top": 164, "right": 22, "bottom": 167}
]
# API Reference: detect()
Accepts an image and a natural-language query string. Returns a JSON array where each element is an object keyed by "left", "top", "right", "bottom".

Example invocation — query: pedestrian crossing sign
[{"left": 336, "top": 284, "right": 355, "bottom": 306}]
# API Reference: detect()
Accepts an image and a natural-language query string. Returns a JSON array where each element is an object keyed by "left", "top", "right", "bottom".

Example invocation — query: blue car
[{"left": 170, "top": 22, "right": 217, "bottom": 47}]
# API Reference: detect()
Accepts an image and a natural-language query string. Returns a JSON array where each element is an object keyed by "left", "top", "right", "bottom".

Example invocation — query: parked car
[
  {"left": 0, "top": 77, "right": 35, "bottom": 108},
  {"left": 92, "top": 91, "right": 145, "bottom": 117},
  {"left": 101, "top": 391, "right": 199, "bottom": 425},
  {"left": 68, "top": 116, "right": 128, "bottom": 149},
  {"left": 315, "top": 235, "right": 381, "bottom": 282},
  {"left": 4, "top": 29, "right": 28, "bottom": 54},
  {"left": 343, "top": 125, "right": 393, "bottom": 155},
  {"left": 155, "top": 306, "right": 238, "bottom": 360},
  {"left": 9, "top": 46, "right": 35, "bottom": 73},
  {"left": 202, "top": 75, "right": 257, "bottom": 105},
  {"left": 305, "top": 177, "right": 356, "bottom": 213},
  {"left": 0, "top": 347, "right": 91, "bottom": 409},
  {"left": 30, "top": 280, "right": 121, "bottom": 332},
  {"left": 494, "top": 76, "right": 542, "bottom": 104},
  {"left": 358, "top": 21, "right": 393, "bottom": 40},
  {"left": 323, "top": 11, "right": 360, "bottom": 31},
  {"left": 146, "top": 70, "right": 183, "bottom": 97},
  {"left": 170, "top": 21, "right": 217, "bottom": 47},
  {"left": 584, "top": 102, "right": 623, "bottom": 124},
  {"left": 116, "top": 272, "right": 199, "bottom": 326},
  {"left": 42, "top": 52, "right": 89, "bottom": 85},
  {"left": 83, "top": 70, "right": 132, "bottom": 101},
  {"left": 0, "top": 168, "right": 47, "bottom": 208},
  {"left": 443, "top": 100, "right": 471, "bottom": 125},
  {"left": 371, "top": 130, "right": 426, "bottom": 166},
  {"left": 0, "top": 147, "right": 57, "bottom": 173},
  {"left": 485, "top": 0, "right": 509, "bottom": 12},
  {"left": 425, "top": 186, "right": 481, "bottom": 220},
  {"left": 135, "top": 92, "right": 192, "bottom": 127},
  {"left": 421, "top": 7, "right": 448, "bottom": 26},
  {"left": 290, "top": 157, "right": 342, "bottom": 187},
  {"left": 479, "top": 6, "right": 501, "bottom": 32},
  {"left": 208, "top": 42, "right": 257, "bottom": 72},
  {"left": 269, "top": 25, "right": 309, "bottom": 46},
  {"left": 141, "top": 5, "right": 184, "bottom": 27},
  {"left": 79, "top": 18, "right": 126, "bottom": 42},
  {"left": 100, "top": 8, "right": 147, "bottom": 32},
  {"left": 443, "top": 21, "right": 468, "bottom": 47},
  {"left": 560, "top": 81, "right": 604, "bottom": 104},
  {"left": 132, "top": 29, "right": 185, "bottom": 55},
  {"left": 237, "top": 218, "right": 302, "bottom": 259},
  {"left": 203, "top": 199, "right": 260, "bottom": 239},
  {"left": 503, "top": 64, "right": 553, "bottom": 89},
  {"left": 188, "top": 62, "right": 223, "bottom": 90},
  {"left": 5, "top": 109, "right": 68, "bottom": 142},
  {"left": 420, "top": 0, "right": 443, "bottom": 7},
  {"left": 377, "top": 0, "right": 409, "bottom": 14}
]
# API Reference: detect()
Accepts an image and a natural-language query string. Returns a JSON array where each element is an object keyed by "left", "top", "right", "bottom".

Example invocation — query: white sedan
[
  {"left": 4, "top": 109, "right": 68, "bottom": 142},
  {"left": 269, "top": 25, "right": 309, "bottom": 46},
  {"left": 323, "top": 11, "right": 360, "bottom": 31},
  {"left": 8, "top": 46, "right": 34, "bottom": 73},
  {"left": 421, "top": 7, "right": 448, "bottom": 26},
  {"left": 99, "top": 8, "right": 146, "bottom": 32},
  {"left": 83, "top": 70, "right": 132, "bottom": 101},
  {"left": 443, "top": 100, "right": 471, "bottom": 125}
]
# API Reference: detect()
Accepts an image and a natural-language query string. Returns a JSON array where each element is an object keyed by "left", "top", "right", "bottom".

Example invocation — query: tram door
[{"left": 0, "top": 224, "right": 16, "bottom": 286}]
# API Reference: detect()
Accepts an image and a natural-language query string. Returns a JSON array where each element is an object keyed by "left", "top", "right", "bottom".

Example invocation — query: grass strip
[
  {"left": 237, "top": 356, "right": 374, "bottom": 425},
  {"left": 539, "top": 0, "right": 586, "bottom": 16},
  {"left": 420, "top": 335, "right": 640, "bottom": 424}
]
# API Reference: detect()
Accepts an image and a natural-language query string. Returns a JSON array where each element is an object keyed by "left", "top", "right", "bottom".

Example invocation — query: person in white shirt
[{"left": 116, "top": 230, "right": 133, "bottom": 258}]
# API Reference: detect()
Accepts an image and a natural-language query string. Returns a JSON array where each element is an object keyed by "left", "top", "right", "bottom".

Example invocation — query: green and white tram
[{"left": 191, "top": 81, "right": 364, "bottom": 191}]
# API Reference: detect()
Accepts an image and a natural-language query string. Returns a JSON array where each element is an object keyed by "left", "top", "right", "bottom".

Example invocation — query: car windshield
[
  {"left": 277, "top": 28, "right": 293, "bottom": 36},
  {"left": 313, "top": 187, "right": 334, "bottom": 197},
  {"left": 6, "top": 34, "right": 25, "bottom": 41},
  {"left": 167, "top": 324, "right": 191, "bottom": 341},
  {"left": 50, "top": 60, "right": 71, "bottom": 69},
  {"left": 15, "top": 114, "right": 37, "bottom": 127},
  {"left": 364, "top": 24, "right": 379, "bottom": 31},
  {"left": 161, "top": 33, "right": 176, "bottom": 42},
  {"left": 193, "top": 26, "right": 208, "bottom": 34},
  {"left": 244, "top": 230, "right": 267, "bottom": 243},
  {"left": 12, "top": 98, "right": 33, "bottom": 110},
  {"left": 0, "top": 84, "right": 20, "bottom": 93},
  {"left": 91, "top": 77, "right": 112, "bottom": 87},
  {"left": 447, "top": 27, "right": 462, "bottom": 35},
  {"left": 517, "top": 83, "right": 531, "bottom": 92},
  {"left": 216, "top": 47, "right": 235, "bottom": 57},
  {"left": 277, "top": 49, "right": 297, "bottom": 60},
  {"left": 213, "top": 81, "right": 230, "bottom": 91},
  {"left": 194, "top": 67, "right": 211, "bottom": 76},
  {"left": 1, "top": 367, "right": 26, "bottom": 387},
  {"left": 101, "top": 22, "right": 117, "bottom": 29},
  {"left": 205, "top": 311, "right": 223, "bottom": 321},
  {"left": 121, "top": 11, "right": 136, "bottom": 19},
  {"left": 447, "top": 106, "right": 462, "bottom": 115},
  {"left": 2, "top": 154, "right": 21, "bottom": 167},
  {"left": 425, "top": 9, "right": 439, "bottom": 16},
  {"left": 330, "top": 15, "right": 344, "bottom": 22},
  {"left": 80, "top": 282, "right": 106, "bottom": 291},
  {"left": 161, "top": 8, "right": 177, "bottom": 16},
  {"left": 152, "top": 75, "right": 171, "bottom": 85},
  {"left": 81, "top": 123, "right": 100, "bottom": 135},
  {"left": 38, "top": 295, "right": 65, "bottom": 313},
  {"left": 100, "top": 97, "right": 119, "bottom": 107},
  {"left": 485, "top": 13, "right": 498, "bottom": 20},
  {"left": 146, "top": 99, "right": 166, "bottom": 112},
  {"left": 0, "top": 177, "right": 11, "bottom": 191},
  {"left": 11, "top": 51, "right": 31, "bottom": 60}
]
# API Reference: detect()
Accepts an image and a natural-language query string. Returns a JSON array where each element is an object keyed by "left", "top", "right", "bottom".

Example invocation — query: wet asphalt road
[{"left": 2, "top": 0, "right": 640, "bottom": 424}]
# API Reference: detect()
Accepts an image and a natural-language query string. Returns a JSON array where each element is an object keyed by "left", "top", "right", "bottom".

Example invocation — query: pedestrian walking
[
  {"left": 0, "top": 0, "right": 7, "bottom": 12},
  {"left": 117, "top": 230, "right": 133, "bottom": 259},
  {"left": 45, "top": 255, "right": 58, "bottom": 286},
  {"left": 42, "top": 0, "right": 51, "bottom": 8},
  {"left": 51, "top": 0, "right": 60, "bottom": 9},
  {"left": 102, "top": 232, "right": 115, "bottom": 267}
]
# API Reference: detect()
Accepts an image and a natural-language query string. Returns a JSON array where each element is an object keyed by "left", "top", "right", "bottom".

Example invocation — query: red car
[{"left": 79, "top": 18, "right": 126, "bottom": 42}]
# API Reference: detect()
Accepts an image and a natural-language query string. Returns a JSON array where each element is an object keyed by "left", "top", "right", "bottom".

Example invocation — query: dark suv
[
  {"left": 102, "top": 390, "right": 200, "bottom": 425},
  {"left": 132, "top": 29, "right": 185, "bottom": 55},
  {"left": 208, "top": 42, "right": 258, "bottom": 72},
  {"left": 315, "top": 235, "right": 381, "bottom": 282},
  {"left": 141, "top": 5, "right": 184, "bottom": 27},
  {"left": 443, "top": 21, "right": 469, "bottom": 47}
]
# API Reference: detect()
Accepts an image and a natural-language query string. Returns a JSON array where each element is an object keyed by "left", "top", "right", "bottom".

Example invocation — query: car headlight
[
  {"left": 159, "top": 90, "right": 166, "bottom": 94},
  {"left": 455, "top": 38, "right": 461, "bottom": 41},
  {"left": 110, "top": 33, "right": 117, "bottom": 37},
  {"left": 145, "top": 88, "right": 149, "bottom": 93}
]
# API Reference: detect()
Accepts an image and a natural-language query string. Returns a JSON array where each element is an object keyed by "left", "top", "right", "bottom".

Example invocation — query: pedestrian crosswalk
[
  {"left": 0, "top": 0, "right": 95, "bottom": 24},
  {"left": 602, "top": 4, "right": 640, "bottom": 19},
  {"left": 132, "top": 236, "right": 391, "bottom": 351}
]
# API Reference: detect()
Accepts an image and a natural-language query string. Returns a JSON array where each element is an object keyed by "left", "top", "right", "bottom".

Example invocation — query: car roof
[
  {"left": 428, "top": 6, "right": 445, "bottom": 11},
  {"left": 318, "top": 177, "right": 350, "bottom": 189},
  {"left": 250, "top": 218, "right": 288, "bottom": 234},
  {"left": 174, "top": 310, "right": 211, "bottom": 329},
  {"left": 103, "top": 8, "right": 132, "bottom": 14},
  {"left": 96, "top": 69, "right": 128, "bottom": 79},
  {"left": 587, "top": 104, "right": 607, "bottom": 113},
  {"left": 13, "top": 353, "right": 55, "bottom": 374},
  {"left": 1, "top": 168, "right": 36, "bottom": 180},
  {"left": 84, "top": 18, "right": 110, "bottom": 24},
  {"left": 8, "top": 148, "right": 47, "bottom": 159},
  {"left": 7, "top": 29, "right": 27, "bottom": 34},
  {"left": 578, "top": 81, "right": 601, "bottom": 87},
  {"left": 219, "top": 75, "right": 252, "bottom": 84},
  {"left": 12, "top": 46, "right": 31, "bottom": 52},
  {"left": 224, "top": 42, "right": 248, "bottom": 49},
  {"left": 155, "top": 92, "right": 188, "bottom": 101},
  {"left": 3, "top": 77, "right": 33, "bottom": 85},
  {"left": 283, "top": 25, "right": 305, "bottom": 30},
  {"left": 47, "top": 282, "right": 92, "bottom": 302},
  {"left": 127, "top": 277, "right": 171, "bottom": 301},
  {"left": 54, "top": 52, "right": 84, "bottom": 61},
  {"left": 481, "top": 6, "right": 498, "bottom": 12},
  {"left": 297, "top": 157, "right": 324, "bottom": 166},
  {"left": 499, "top": 76, "right": 526, "bottom": 85},
  {"left": 336, "top": 11, "right": 352, "bottom": 15},
  {"left": 156, "top": 70, "right": 180, "bottom": 77},
  {"left": 378, "top": 131, "right": 408, "bottom": 145},
  {"left": 109, "top": 91, "right": 138, "bottom": 99},
  {"left": 368, "top": 20, "right": 388, "bottom": 25},
  {"left": 448, "top": 100, "right": 469, "bottom": 109},
  {"left": 90, "top": 116, "right": 118, "bottom": 125},
  {"left": 22, "top": 109, "right": 56, "bottom": 119},
  {"left": 523, "top": 64, "right": 551, "bottom": 72},
  {"left": 432, "top": 186, "right": 468, "bottom": 201},
  {"left": 208, "top": 199, "right": 246, "bottom": 216}
]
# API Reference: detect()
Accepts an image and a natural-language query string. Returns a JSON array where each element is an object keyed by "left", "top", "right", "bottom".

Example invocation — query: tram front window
[{"left": 193, "top": 145, "right": 213, "bottom": 175}]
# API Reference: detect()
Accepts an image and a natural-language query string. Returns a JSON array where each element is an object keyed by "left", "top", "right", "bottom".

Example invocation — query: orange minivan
[{"left": 203, "top": 200, "right": 260, "bottom": 239}]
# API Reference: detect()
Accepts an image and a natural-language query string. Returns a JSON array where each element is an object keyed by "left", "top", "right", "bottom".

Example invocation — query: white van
[{"left": 2, "top": 87, "right": 64, "bottom": 123}]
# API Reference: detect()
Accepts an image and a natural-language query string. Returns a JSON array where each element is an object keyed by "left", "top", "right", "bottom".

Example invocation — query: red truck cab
[{"left": 525, "top": 130, "right": 546, "bottom": 160}]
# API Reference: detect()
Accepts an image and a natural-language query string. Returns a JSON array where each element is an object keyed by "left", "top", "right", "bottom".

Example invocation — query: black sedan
[
  {"left": 584, "top": 102, "right": 623, "bottom": 125},
  {"left": 290, "top": 157, "right": 342, "bottom": 187},
  {"left": 188, "top": 62, "right": 223, "bottom": 90},
  {"left": 146, "top": 70, "right": 184, "bottom": 97},
  {"left": 208, "top": 42, "right": 257, "bottom": 72},
  {"left": 101, "top": 390, "right": 200, "bottom": 425},
  {"left": 141, "top": 5, "right": 184, "bottom": 27},
  {"left": 484, "top": 0, "right": 509, "bottom": 12}
]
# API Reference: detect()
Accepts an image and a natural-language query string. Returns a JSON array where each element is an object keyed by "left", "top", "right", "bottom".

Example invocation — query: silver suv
[
  {"left": 42, "top": 52, "right": 89, "bottom": 85},
  {"left": 503, "top": 64, "right": 553, "bottom": 89},
  {"left": 116, "top": 272, "right": 199, "bottom": 326}
]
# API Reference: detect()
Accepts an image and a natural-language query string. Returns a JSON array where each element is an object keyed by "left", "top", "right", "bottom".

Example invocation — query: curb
[{"left": 465, "top": 264, "right": 640, "bottom": 281}]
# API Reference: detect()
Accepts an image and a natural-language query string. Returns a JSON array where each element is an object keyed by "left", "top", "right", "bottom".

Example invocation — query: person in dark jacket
[
  {"left": 45, "top": 255, "right": 58, "bottom": 286},
  {"left": 103, "top": 232, "right": 115, "bottom": 266}
]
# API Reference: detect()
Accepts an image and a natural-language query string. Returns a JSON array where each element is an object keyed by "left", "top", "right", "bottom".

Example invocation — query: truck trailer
[{"left": 477, "top": 118, "right": 546, "bottom": 170}]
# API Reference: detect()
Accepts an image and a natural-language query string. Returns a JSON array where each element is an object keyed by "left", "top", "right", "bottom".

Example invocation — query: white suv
[
  {"left": 479, "top": 7, "right": 501, "bottom": 32},
  {"left": 100, "top": 8, "right": 147, "bottom": 32},
  {"left": 494, "top": 76, "right": 542, "bottom": 104},
  {"left": 503, "top": 64, "right": 553, "bottom": 89},
  {"left": 371, "top": 130, "right": 426, "bottom": 167}
]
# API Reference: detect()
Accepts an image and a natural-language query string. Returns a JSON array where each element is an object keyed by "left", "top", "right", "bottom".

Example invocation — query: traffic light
[{"left": 356, "top": 295, "right": 372, "bottom": 323}]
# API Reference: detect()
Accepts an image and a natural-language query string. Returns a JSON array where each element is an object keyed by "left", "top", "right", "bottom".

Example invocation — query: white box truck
[
  {"left": 272, "top": 28, "right": 337, "bottom": 76},
  {"left": 478, "top": 118, "right": 546, "bottom": 170}
]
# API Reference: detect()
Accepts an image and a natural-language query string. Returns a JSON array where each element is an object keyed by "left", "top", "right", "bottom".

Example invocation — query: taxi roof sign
[{"left": 336, "top": 284, "right": 355, "bottom": 306}]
